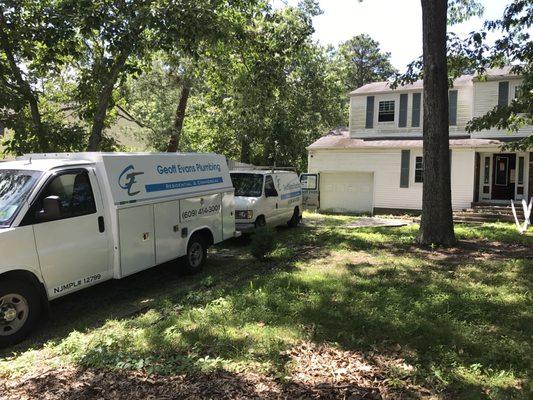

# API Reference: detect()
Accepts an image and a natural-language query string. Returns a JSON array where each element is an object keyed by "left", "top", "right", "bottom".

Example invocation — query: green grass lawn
[{"left": 1, "top": 213, "right": 532, "bottom": 399}]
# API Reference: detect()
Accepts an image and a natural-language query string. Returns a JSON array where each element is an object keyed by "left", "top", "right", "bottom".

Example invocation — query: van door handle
[{"left": 98, "top": 216, "right": 105, "bottom": 233}]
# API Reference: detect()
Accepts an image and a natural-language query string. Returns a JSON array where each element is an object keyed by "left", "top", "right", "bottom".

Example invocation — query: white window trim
[{"left": 377, "top": 98, "right": 397, "bottom": 126}]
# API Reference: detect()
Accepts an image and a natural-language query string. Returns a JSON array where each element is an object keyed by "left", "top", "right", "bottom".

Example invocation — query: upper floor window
[{"left": 378, "top": 101, "right": 395, "bottom": 122}]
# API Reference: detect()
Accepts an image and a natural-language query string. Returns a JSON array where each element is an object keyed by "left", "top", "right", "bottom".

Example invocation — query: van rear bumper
[{"left": 236, "top": 222, "right": 255, "bottom": 233}]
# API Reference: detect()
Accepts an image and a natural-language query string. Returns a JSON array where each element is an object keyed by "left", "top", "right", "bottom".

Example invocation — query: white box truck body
[{"left": 0, "top": 152, "right": 236, "bottom": 346}]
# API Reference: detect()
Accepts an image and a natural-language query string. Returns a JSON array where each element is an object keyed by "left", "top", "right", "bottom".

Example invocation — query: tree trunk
[
  {"left": 86, "top": 52, "right": 129, "bottom": 151},
  {"left": 0, "top": 18, "right": 48, "bottom": 151},
  {"left": 166, "top": 85, "right": 190, "bottom": 152},
  {"left": 240, "top": 137, "right": 251, "bottom": 164},
  {"left": 417, "top": 0, "right": 456, "bottom": 246}
]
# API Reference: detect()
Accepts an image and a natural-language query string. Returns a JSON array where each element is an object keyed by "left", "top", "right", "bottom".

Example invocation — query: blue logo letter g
[{"left": 118, "top": 165, "right": 145, "bottom": 196}]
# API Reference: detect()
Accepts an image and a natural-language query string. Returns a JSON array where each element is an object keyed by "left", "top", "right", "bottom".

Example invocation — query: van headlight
[{"left": 236, "top": 210, "right": 253, "bottom": 219}]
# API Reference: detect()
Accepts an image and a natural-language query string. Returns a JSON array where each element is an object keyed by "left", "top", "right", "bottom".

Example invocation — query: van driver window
[
  {"left": 35, "top": 171, "right": 96, "bottom": 221},
  {"left": 264, "top": 175, "right": 278, "bottom": 196}
]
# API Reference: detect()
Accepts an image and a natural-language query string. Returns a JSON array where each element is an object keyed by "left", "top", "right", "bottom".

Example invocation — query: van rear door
[{"left": 300, "top": 173, "right": 319, "bottom": 209}]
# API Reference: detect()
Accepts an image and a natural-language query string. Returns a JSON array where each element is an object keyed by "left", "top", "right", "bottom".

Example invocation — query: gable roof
[
  {"left": 307, "top": 128, "right": 507, "bottom": 150},
  {"left": 349, "top": 66, "right": 518, "bottom": 96}
]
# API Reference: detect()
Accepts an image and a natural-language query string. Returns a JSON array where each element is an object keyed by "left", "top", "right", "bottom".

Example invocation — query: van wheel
[
  {"left": 255, "top": 216, "right": 266, "bottom": 228},
  {"left": 288, "top": 207, "right": 301, "bottom": 228},
  {"left": 183, "top": 234, "right": 207, "bottom": 274},
  {"left": 0, "top": 279, "right": 41, "bottom": 348}
]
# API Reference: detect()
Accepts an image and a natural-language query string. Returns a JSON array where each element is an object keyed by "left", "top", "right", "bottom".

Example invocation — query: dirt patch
[
  {"left": 1, "top": 342, "right": 433, "bottom": 400},
  {"left": 387, "top": 239, "right": 532, "bottom": 265}
]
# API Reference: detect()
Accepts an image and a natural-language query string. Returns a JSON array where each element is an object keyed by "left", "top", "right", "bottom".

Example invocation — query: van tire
[
  {"left": 288, "top": 207, "right": 301, "bottom": 228},
  {"left": 0, "top": 279, "right": 41, "bottom": 348},
  {"left": 183, "top": 234, "right": 207, "bottom": 274},
  {"left": 255, "top": 216, "right": 266, "bottom": 228}
]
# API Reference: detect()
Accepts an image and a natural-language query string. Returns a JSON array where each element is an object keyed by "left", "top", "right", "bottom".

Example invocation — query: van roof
[
  {"left": 230, "top": 170, "right": 296, "bottom": 175},
  {"left": 0, "top": 158, "right": 93, "bottom": 172},
  {"left": 3, "top": 152, "right": 226, "bottom": 172}
]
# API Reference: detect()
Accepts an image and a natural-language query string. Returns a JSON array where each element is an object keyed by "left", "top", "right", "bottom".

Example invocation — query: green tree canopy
[
  {"left": 0, "top": 0, "right": 85, "bottom": 154},
  {"left": 335, "top": 34, "right": 396, "bottom": 92},
  {"left": 121, "top": 1, "right": 345, "bottom": 170},
  {"left": 465, "top": 0, "right": 532, "bottom": 150}
]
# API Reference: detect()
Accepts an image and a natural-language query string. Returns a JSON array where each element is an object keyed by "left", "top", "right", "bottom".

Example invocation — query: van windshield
[
  {"left": 231, "top": 173, "right": 264, "bottom": 197},
  {"left": 0, "top": 169, "right": 42, "bottom": 227}
]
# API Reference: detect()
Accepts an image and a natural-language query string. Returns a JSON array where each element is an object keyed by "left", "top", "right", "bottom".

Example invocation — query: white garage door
[{"left": 320, "top": 172, "right": 374, "bottom": 214}]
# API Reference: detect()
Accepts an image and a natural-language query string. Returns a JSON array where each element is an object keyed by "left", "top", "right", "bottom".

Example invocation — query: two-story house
[{"left": 306, "top": 67, "right": 532, "bottom": 214}]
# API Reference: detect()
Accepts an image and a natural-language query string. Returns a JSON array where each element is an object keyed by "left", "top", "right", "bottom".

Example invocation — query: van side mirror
[
  {"left": 37, "top": 196, "right": 62, "bottom": 221},
  {"left": 265, "top": 188, "right": 278, "bottom": 198}
]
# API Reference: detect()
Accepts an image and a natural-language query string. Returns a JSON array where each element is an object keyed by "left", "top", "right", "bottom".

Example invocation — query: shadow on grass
[
  {"left": 48, "top": 256, "right": 530, "bottom": 398},
  {"left": 2, "top": 221, "right": 531, "bottom": 399},
  {"left": 7, "top": 365, "right": 382, "bottom": 399}
]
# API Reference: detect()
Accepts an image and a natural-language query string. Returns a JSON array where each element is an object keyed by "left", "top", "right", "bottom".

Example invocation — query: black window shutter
[
  {"left": 449, "top": 149, "right": 452, "bottom": 171},
  {"left": 449, "top": 90, "right": 458, "bottom": 126},
  {"left": 498, "top": 81, "right": 509, "bottom": 107},
  {"left": 399, "top": 94, "right": 408, "bottom": 127},
  {"left": 411, "top": 93, "right": 421, "bottom": 127},
  {"left": 365, "top": 96, "right": 375, "bottom": 129},
  {"left": 400, "top": 150, "right": 410, "bottom": 188}
]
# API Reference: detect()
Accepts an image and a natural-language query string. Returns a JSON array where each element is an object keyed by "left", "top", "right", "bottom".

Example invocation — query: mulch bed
[{"left": 1, "top": 342, "right": 433, "bottom": 400}]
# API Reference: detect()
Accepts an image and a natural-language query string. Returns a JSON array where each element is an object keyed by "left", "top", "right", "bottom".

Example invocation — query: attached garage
[{"left": 320, "top": 172, "right": 374, "bottom": 214}]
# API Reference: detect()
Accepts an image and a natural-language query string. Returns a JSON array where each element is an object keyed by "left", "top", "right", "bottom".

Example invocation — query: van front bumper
[{"left": 236, "top": 222, "right": 256, "bottom": 233}]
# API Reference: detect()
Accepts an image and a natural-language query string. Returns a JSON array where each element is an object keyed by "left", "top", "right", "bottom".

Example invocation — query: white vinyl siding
[
  {"left": 308, "top": 148, "right": 475, "bottom": 211},
  {"left": 472, "top": 79, "right": 531, "bottom": 138},
  {"left": 350, "top": 84, "right": 473, "bottom": 138}
]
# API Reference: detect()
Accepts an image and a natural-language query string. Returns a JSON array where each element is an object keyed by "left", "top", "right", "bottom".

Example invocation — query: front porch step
[
  {"left": 461, "top": 210, "right": 525, "bottom": 218},
  {"left": 454, "top": 214, "right": 517, "bottom": 223},
  {"left": 455, "top": 203, "right": 530, "bottom": 224}
]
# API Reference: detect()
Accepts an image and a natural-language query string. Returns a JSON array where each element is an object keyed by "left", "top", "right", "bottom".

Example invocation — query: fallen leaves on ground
[{"left": 1, "top": 341, "right": 433, "bottom": 400}]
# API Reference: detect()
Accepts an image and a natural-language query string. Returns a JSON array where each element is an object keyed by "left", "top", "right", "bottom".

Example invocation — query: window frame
[
  {"left": 378, "top": 100, "right": 396, "bottom": 123},
  {"left": 21, "top": 168, "right": 97, "bottom": 226},
  {"left": 414, "top": 156, "right": 424, "bottom": 183},
  {"left": 264, "top": 175, "right": 278, "bottom": 197},
  {"left": 300, "top": 174, "right": 318, "bottom": 191}
]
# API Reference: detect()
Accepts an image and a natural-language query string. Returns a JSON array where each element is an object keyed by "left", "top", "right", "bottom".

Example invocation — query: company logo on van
[{"left": 118, "top": 165, "right": 145, "bottom": 196}]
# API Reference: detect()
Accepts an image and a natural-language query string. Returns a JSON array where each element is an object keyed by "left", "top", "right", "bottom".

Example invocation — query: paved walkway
[
  {"left": 301, "top": 216, "right": 412, "bottom": 229},
  {"left": 343, "top": 217, "right": 411, "bottom": 228}
]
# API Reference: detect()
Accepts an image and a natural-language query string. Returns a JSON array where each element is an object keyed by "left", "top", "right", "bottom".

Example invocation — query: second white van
[{"left": 230, "top": 168, "right": 302, "bottom": 232}]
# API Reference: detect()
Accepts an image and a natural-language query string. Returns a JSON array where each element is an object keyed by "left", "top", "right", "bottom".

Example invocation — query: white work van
[
  {"left": 0, "top": 152, "right": 236, "bottom": 346},
  {"left": 230, "top": 168, "right": 302, "bottom": 232}
]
